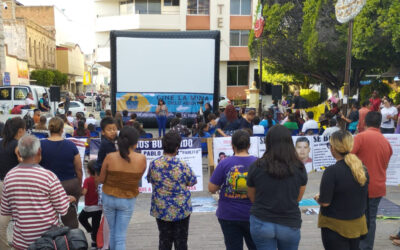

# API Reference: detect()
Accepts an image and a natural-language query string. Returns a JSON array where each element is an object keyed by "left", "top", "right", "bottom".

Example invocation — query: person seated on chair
[
  {"left": 39, "top": 93, "right": 50, "bottom": 112},
  {"left": 170, "top": 118, "right": 190, "bottom": 137},
  {"left": 74, "top": 120, "right": 90, "bottom": 137},
  {"left": 283, "top": 114, "right": 299, "bottom": 131},
  {"left": 322, "top": 119, "right": 340, "bottom": 137},
  {"left": 132, "top": 121, "right": 147, "bottom": 138},
  {"left": 33, "top": 109, "right": 41, "bottom": 125},
  {"left": 59, "top": 114, "right": 74, "bottom": 136},
  {"left": 25, "top": 92, "right": 36, "bottom": 108},
  {"left": 252, "top": 116, "right": 265, "bottom": 135},
  {"left": 301, "top": 111, "right": 318, "bottom": 135},
  {"left": 34, "top": 116, "right": 48, "bottom": 131}
]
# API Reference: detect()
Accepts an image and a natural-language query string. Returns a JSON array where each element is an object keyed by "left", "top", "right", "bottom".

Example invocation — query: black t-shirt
[
  {"left": 319, "top": 160, "right": 368, "bottom": 220},
  {"left": 348, "top": 110, "right": 359, "bottom": 122},
  {"left": 247, "top": 159, "right": 308, "bottom": 228},
  {"left": 0, "top": 139, "right": 19, "bottom": 180},
  {"left": 95, "top": 138, "right": 117, "bottom": 174},
  {"left": 239, "top": 118, "right": 252, "bottom": 129},
  {"left": 293, "top": 96, "right": 308, "bottom": 109},
  {"left": 216, "top": 115, "right": 241, "bottom": 132}
]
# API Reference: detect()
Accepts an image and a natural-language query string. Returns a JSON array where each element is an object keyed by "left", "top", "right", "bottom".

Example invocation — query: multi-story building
[
  {"left": 3, "top": 17, "right": 56, "bottom": 85},
  {"left": 94, "top": 0, "right": 258, "bottom": 102},
  {"left": 56, "top": 44, "right": 85, "bottom": 93}
]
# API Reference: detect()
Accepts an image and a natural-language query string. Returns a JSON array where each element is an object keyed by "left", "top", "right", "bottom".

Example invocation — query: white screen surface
[{"left": 116, "top": 37, "right": 215, "bottom": 93}]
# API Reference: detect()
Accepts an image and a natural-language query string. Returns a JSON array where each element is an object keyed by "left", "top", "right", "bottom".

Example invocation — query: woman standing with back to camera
[
  {"left": 247, "top": 125, "right": 307, "bottom": 250},
  {"left": 314, "top": 130, "right": 368, "bottom": 250}
]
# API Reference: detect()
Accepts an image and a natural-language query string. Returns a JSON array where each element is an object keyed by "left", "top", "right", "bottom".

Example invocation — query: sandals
[
  {"left": 393, "top": 239, "right": 400, "bottom": 247},
  {"left": 391, "top": 235, "right": 400, "bottom": 240}
]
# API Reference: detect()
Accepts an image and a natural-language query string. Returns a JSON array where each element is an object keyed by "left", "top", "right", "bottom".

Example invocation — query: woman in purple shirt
[{"left": 208, "top": 129, "right": 257, "bottom": 250}]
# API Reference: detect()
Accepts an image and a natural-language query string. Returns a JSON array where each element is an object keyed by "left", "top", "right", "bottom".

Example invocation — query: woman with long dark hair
[
  {"left": 315, "top": 131, "right": 368, "bottom": 250},
  {"left": 209, "top": 130, "right": 257, "bottom": 250},
  {"left": 247, "top": 125, "right": 307, "bottom": 249},
  {"left": 216, "top": 104, "right": 240, "bottom": 137},
  {"left": 74, "top": 120, "right": 90, "bottom": 137},
  {"left": 0, "top": 117, "right": 26, "bottom": 180},
  {"left": 156, "top": 99, "right": 168, "bottom": 137},
  {"left": 98, "top": 126, "right": 147, "bottom": 249}
]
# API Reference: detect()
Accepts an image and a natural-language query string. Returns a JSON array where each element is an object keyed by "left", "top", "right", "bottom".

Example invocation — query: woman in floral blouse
[{"left": 147, "top": 131, "right": 197, "bottom": 250}]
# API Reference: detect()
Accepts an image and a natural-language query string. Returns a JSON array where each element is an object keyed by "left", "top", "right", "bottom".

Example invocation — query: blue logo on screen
[{"left": 126, "top": 96, "right": 139, "bottom": 110}]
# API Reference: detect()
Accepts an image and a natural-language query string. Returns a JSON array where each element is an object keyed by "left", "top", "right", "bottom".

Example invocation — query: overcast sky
[{"left": 18, "top": 0, "right": 95, "bottom": 54}]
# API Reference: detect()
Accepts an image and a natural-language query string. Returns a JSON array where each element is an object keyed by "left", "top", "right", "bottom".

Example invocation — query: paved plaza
[{"left": 122, "top": 165, "right": 400, "bottom": 250}]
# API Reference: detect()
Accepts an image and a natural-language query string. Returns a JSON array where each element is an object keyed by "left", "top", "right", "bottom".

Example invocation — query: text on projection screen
[{"left": 116, "top": 37, "right": 215, "bottom": 93}]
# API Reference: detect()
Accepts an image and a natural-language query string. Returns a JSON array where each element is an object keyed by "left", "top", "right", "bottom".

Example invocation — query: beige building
[
  {"left": 3, "top": 17, "right": 55, "bottom": 85},
  {"left": 56, "top": 44, "right": 84, "bottom": 93},
  {"left": 94, "top": 0, "right": 258, "bottom": 101}
]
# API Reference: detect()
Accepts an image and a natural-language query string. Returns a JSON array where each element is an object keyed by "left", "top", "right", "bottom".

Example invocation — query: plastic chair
[
  {"left": 305, "top": 129, "right": 319, "bottom": 135},
  {"left": 90, "top": 131, "right": 100, "bottom": 138},
  {"left": 95, "top": 127, "right": 102, "bottom": 133},
  {"left": 253, "top": 134, "right": 265, "bottom": 137},
  {"left": 144, "top": 133, "right": 153, "bottom": 139},
  {"left": 32, "top": 132, "right": 48, "bottom": 139},
  {"left": 65, "top": 133, "right": 72, "bottom": 138},
  {"left": 291, "top": 129, "right": 299, "bottom": 136}
]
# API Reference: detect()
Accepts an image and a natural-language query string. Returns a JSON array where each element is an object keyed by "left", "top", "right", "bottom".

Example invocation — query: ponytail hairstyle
[
  {"left": 117, "top": 126, "right": 140, "bottom": 162},
  {"left": 2, "top": 117, "right": 26, "bottom": 147},
  {"left": 330, "top": 130, "right": 367, "bottom": 186},
  {"left": 75, "top": 120, "right": 87, "bottom": 136}
]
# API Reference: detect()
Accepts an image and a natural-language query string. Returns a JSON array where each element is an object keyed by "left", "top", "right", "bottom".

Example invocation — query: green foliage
[
  {"left": 300, "top": 89, "right": 322, "bottom": 107},
  {"left": 389, "top": 90, "right": 400, "bottom": 105},
  {"left": 249, "top": 0, "right": 400, "bottom": 91},
  {"left": 30, "top": 69, "right": 67, "bottom": 87},
  {"left": 359, "top": 80, "right": 391, "bottom": 104}
]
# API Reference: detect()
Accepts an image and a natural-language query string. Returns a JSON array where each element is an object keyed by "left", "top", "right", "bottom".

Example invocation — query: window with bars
[
  {"left": 230, "top": 30, "right": 249, "bottom": 46},
  {"left": 120, "top": 0, "right": 133, "bottom": 15},
  {"left": 230, "top": 0, "right": 251, "bottom": 15},
  {"left": 227, "top": 62, "right": 249, "bottom": 86},
  {"left": 164, "top": 0, "right": 179, "bottom": 6},
  {"left": 187, "top": 0, "right": 209, "bottom": 15},
  {"left": 135, "top": 0, "right": 161, "bottom": 14}
]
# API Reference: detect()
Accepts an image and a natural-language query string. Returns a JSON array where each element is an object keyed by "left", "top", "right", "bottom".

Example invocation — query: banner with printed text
[{"left": 90, "top": 138, "right": 203, "bottom": 193}]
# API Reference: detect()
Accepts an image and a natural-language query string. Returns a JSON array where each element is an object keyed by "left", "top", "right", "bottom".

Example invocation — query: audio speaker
[
  {"left": 49, "top": 86, "right": 60, "bottom": 102},
  {"left": 271, "top": 85, "right": 282, "bottom": 100}
]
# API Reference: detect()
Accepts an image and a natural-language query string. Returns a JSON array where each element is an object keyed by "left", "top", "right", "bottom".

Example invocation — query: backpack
[{"left": 28, "top": 226, "right": 88, "bottom": 250}]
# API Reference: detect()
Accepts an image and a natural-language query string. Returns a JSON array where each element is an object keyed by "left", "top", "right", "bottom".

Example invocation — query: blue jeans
[
  {"left": 156, "top": 115, "right": 167, "bottom": 137},
  {"left": 218, "top": 219, "right": 256, "bottom": 250},
  {"left": 360, "top": 197, "right": 382, "bottom": 250},
  {"left": 250, "top": 215, "right": 300, "bottom": 250},
  {"left": 102, "top": 193, "right": 136, "bottom": 250}
]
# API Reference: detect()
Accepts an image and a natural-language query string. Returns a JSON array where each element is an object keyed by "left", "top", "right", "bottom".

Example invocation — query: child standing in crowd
[
  {"left": 95, "top": 117, "right": 118, "bottom": 174},
  {"left": 79, "top": 160, "right": 102, "bottom": 249}
]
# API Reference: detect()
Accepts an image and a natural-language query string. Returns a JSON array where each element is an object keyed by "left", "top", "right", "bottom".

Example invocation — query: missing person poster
[
  {"left": 384, "top": 134, "right": 400, "bottom": 186},
  {"left": 292, "top": 136, "right": 314, "bottom": 173},
  {"left": 312, "top": 136, "right": 336, "bottom": 171},
  {"left": 213, "top": 137, "right": 260, "bottom": 167}
]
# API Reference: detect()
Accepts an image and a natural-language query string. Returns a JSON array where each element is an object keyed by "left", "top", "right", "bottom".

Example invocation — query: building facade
[
  {"left": 94, "top": 0, "right": 258, "bottom": 101},
  {"left": 56, "top": 44, "right": 85, "bottom": 93},
  {"left": 3, "top": 17, "right": 55, "bottom": 85}
]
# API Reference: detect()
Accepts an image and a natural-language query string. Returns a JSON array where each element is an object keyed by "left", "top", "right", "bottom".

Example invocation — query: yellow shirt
[{"left": 318, "top": 213, "right": 368, "bottom": 239}]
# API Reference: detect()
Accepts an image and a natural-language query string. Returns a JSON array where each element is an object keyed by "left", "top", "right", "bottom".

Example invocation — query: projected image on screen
[{"left": 111, "top": 31, "right": 220, "bottom": 122}]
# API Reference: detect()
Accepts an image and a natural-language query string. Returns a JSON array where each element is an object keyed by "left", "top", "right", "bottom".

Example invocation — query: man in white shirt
[
  {"left": 86, "top": 114, "right": 97, "bottom": 126},
  {"left": 24, "top": 92, "right": 35, "bottom": 107},
  {"left": 66, "top": 111, "right": 74, "bottom": 126},
  {"left": 322, "top": 119, "right": 340, "bottom": 137},
  {"left": 380, "top": 98, "right": 398, "bottom": 134},
  {"left": 301, "top": 111, "right": 319, "bottom": 134}
]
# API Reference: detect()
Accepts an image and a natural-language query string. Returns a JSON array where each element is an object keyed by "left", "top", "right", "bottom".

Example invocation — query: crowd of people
[{"left": 0, "top": 89, "right": 397, "bottom": 250}]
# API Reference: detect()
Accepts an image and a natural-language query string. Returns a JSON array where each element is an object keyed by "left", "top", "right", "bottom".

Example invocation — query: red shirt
[
  {"left": 83, "top": 176, "right": 99, "bottom": 206},
  {"left": 352, "top": 127, "right": 392, "bottom": 198},
  {"left": 369, "top": 98, "right": 381, "bottom": 111},
  {"left": 73, "top": 129, "right": 90, "bottom": 137},
  {"left": 357, "top": 107, "right": 370, "bottom": 133}
]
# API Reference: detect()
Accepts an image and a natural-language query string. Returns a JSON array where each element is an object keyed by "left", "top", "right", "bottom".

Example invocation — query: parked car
[
  {"left": 57, "top": 101, "right": 87, "bottom": 117},
  {"left": 0, "top": 85, "right": 50, "bottom": 114},
  {"left": 76, "top": 92, "right": 86, "bottom": 103},
  {"left": 83, "top": 91, "right": 98, "bottom": 106}
]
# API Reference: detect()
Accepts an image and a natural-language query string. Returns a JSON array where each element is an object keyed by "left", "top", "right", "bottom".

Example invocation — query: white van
[{"left": 0, "top": 85, "right": 50, "bottom": 114}]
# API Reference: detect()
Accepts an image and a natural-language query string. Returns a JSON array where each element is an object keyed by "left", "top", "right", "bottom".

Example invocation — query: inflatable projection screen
[{"left": 110, "top": 31, "right": 220, "bottom": 124}]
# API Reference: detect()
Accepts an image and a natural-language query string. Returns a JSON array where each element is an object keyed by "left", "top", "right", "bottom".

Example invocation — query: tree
[
  {"left": 52, "top": 70, "right": 68, "bottom": 86},
  {"left": 30, "top": 70, "right": 55, "bottom": 87},
  {"left": 249, "top": 0, "right": 400, "bottom": 91}
]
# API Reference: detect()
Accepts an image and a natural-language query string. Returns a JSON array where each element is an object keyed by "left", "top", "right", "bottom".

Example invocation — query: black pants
[
  {"left": 156, "top": 216, "right": 190, "bottom": 250},
  {"left": 321, "top": 227, "right": 360, "bottom": 250},
  {"left": 78, "top": 209, "right": 102, "bottom": 243},
  {"left": 380, "top": 127, "right": 395, "bottom": 134},
  {"left": 218, "top": 219, "right": 256, "bottom": 250}
]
